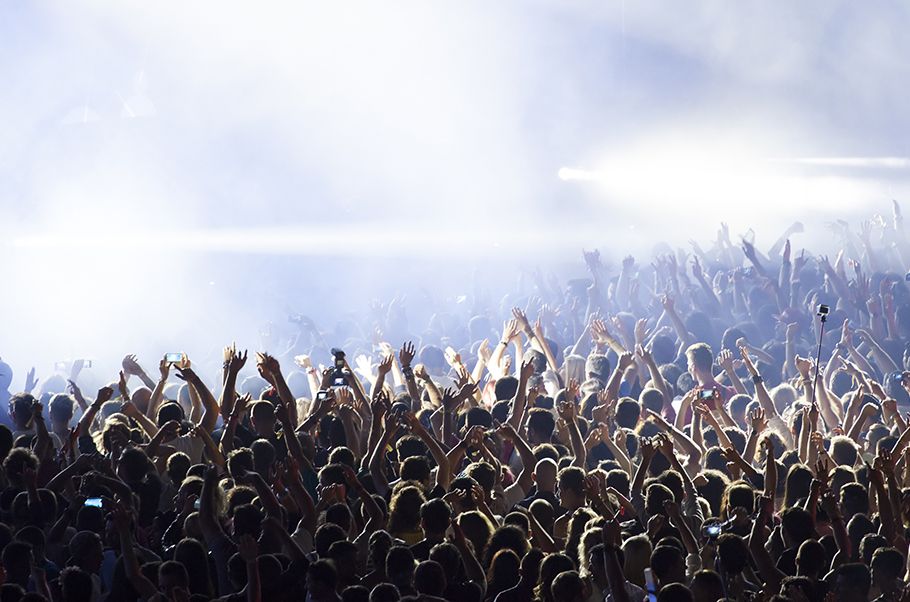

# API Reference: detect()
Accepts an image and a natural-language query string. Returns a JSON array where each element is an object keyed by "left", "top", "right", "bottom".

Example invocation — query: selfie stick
[{"left": 810, "top": 306, "right": 828, "bottom": 406}]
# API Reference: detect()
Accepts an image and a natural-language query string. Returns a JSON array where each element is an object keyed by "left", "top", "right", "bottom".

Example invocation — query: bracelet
[
  {"left": 751, "top": 375, "right": 763, "bottom": 384},
  {"left": 499, "top": 341, "right": 510, "bottom": 347},
  {"left": 402, "top": 367, "right": 414, "bottom": 379}
]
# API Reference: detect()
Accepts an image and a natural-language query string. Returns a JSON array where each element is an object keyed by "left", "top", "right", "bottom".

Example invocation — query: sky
[{"left": 1, "top": 0, "right": 909, "bottom": 384}]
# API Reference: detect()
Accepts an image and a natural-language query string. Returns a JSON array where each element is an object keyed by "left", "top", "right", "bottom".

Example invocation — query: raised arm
[
  {"left": 112, "top": 504, "right": 159, "bottom": 602},
  {"left": 237, "top": 536, "right": 261, "bottom": 602},
  {"left": 145, "top": 358, "right": 171, "bottom": 420},
  {"left": 77, "top": 386, "right": 114, "bottom": 436},
  {"left": 507, "top": 359, "right": 535, "bottom": 431},
  {"left": 398, "top": 341, "right": 423, "bottom": 409},
  {"left": 121, "top": 354, "right": 158, "bottom": 391},
  {"left": 557, "top": 389, "right": 586, "bottom": 468},
  {"left": 219, "top": 348, "right": 248, "bottom": 422},
  {"left": 717, "top": 349, "right": 748, "bottom": 395},
  {"left": 405, "top": 411, "right": 451, "bottom": 490}
]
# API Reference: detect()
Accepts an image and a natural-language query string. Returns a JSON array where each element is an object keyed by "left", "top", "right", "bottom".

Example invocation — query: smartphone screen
[
  {"left": 84, "top": 497, "right": 103, "bottom": 508},
  {"left": 165, "top": 352, "right": 183, "bottom": 364}
]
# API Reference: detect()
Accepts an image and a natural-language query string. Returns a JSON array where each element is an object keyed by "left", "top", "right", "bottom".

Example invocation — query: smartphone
[
  {"left": 193, "top": 499, "right": 201, "bottom": 510},
  {"left": 704, "top": 522, "right": 723, "bottom": 537},
  {"left": 84, "top": 497, "right": 103, "bottom": 508},
  {"left": 83, "top": 359, "right": 93, "bottom": 369},
  {"left": 316, "top": 390, "right": 329, "bottom": 402},
  {"left": 165, "top": 352, "right": 183, "bottom": 365},
  {"left": 700, "top": 389, "right": 715, "bottom": 400},
  {"left": 643, "top": 568, "right": 658, "bottom": 602}
]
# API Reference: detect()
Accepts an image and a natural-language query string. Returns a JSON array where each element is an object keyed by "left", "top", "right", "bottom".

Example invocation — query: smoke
[{"left": 1, "top": 1, "right": 909, "bottom": 388}]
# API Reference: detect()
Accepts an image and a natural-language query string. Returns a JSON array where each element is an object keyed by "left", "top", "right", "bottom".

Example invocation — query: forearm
[
  {"left": 721, "top": 363, "right": 748, "bottom": 395},
  {"left": 146, "top": 377, "right": 167, "bottom": 419},
  {"left": 246, "top": 559, "right": 261, "bottom": 602},
  {"left": 416, "top": 427, "right": 450, "bottom": 489},
  {"left": 130, "top": 411, "right": 160, "bottom": 439},
  {"left": 368, "top": 433, "right": 392, "bottom": 497},
  {"left": 218, "top": 371, "right": 240, "bottom": 421}
]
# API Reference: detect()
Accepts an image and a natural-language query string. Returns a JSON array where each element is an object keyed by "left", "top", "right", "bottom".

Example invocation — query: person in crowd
[{"left": 5, "top": 214, "right": 910, "bottom": 601}]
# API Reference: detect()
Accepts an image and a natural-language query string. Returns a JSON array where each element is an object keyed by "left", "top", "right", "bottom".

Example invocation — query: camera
[
  {"left": 816, "top": 304, "right": 829, "bottom": 317},
  {"left": 702, "top": 519, "right": 732, "bottom": 539},
  {"left": 699, "top": 389, "right": 715, "bottom": 400},
  {"left": 330, "top": 348, "right": 347, "bottom": 387}
]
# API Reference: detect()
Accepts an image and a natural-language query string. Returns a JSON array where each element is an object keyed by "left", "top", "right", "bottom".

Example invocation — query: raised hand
[
  {"left": 117, "top": 371, "right": 130, "bottom": 401},
  {"left": 255, "top": 352, "right": 281, "bottom": 382},
  {"left": 95, "top": 386, "right": 114, "bottom": 407},
  {"left": 121, "top": 355, "right": 143, "bottom": 376},
  {"left": 377, "top": 354, "right": 394, "bottom": 377},
  {"left": 618, "top": 352, "right": 635, "bottom": 372},
  {"left": 229, "top": 348, "right": 248, "bottom": 373},
  {"left": 840, "top": 318, "right": 853, "bottom": 348},
  {"left": 565, "top": 379, "right": 580, "bottom": 403},
  {"left": 158, "top": 358, "right": 171, "bottom": 381},
  {"left": 739, "top": 346, "right": 759, "bottom": 376},
  {"left": 557, "top": 400, "right": 577, "bottom": 423},
  {"left": 639, "top": 436, "right": 657, "bottom": 461},
  {"left": 399, "top": 341, "right": 416, "bottom": 368},
  {"left": 24, "top": 367, "right": 38, "bottom": 393},
  {"left": 501, "top": 318, "right": 521, "bottom": 344},
  {"left": 635, "top": 344, "right": 652, "bottom": 364},
  {"left": 794, "top": 355, "right": 812, "bottom": 378},
  {"left": 749, "top": 407, "right": 767, "bottom": 434},
  {"left": 293, "top": 354, "right": 313, "bottom": 370},
  {"left": 511, "top": 307, "right": 532, "bottom": 334}
]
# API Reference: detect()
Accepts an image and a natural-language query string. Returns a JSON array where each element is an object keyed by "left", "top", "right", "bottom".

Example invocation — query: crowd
[{"left": 3, "top": 210, "right": 910, "bottom": 602}]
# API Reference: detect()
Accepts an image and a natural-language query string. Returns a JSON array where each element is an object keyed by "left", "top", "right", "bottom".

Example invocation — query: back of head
[
  {"left": 685, "top": 343, "right": 713, "bottom": 373},
  {"left": 657, "top": 582, "right": 693, "bottom": 602},
  {"left": 551, "top": 570, "right": 586, "bottom": 602},
  {"left": 830, "top": 435, "right": 859, "bottom": 467},
  {"left": 690, "top": 570, "right": 723, "bottom": 602},
  {"left": 60, "top": 566, "right": 93, "bottom": 602},
  {"left": 413, "top": 560, "right": 445, "bottom": 596},
  {"left": 386, "top": 546, "right": 416, "bottom": 586}
]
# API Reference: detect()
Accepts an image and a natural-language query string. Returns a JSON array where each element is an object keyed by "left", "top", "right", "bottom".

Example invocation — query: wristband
[
  {"left": 402, "top": 366, "right": 414, "bottom": 379},
  {"left": 499, "top": 341, "right": 510, "bottom": 347},
  {"left": 751, "top": 375, "right": 763, "bottom": 384}
]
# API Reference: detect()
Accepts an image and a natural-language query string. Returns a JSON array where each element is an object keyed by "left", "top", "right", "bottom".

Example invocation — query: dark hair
[
  {"left": 650, "top": 545, "right": 683, "bottom": 584},
  {"left": 615, "top": 399, "right": 640, "bottom": 429},
  {"left": 60, "top": 566, "right": 93, "bottom": 602},
  {"left": 781, "top": 507, "right": 816, "bottom": 547},
  {"left": 796, "top": 538, "right": 826, "bottom": 577},
  {"left": 527, "top": 408, "right": 555, "bottom": 440},
  {"left": 308, "top": 558, "right": 338, "bottom": 590},
  {"left": 494, "top": 376, "right": 519, "bottom": 402},
  {"left": 156, "top": 401, "right": 185, "bottom": 426},
  {"left": 419, "top": 499, "right": 452, "bottom": 535},
  {"left": 484, "top": 525, "right": 530, "bottom": 568},
  {"left": 414, "top": 560, "right": 446, "bottom": 596},
  {"left": 326, "top": 503, "right": 353, "bottom": 532},
  {"left": 716, "top": 533, "right": 749, "bottom": 573},
  {"left": 314, "top": 523, "right": 347, "bottom": 558},
  {"left": 840, "top": 482, "right": 869, "bottom": 516},
  {"left": 657, "top": 582, "right": 693, "bottom": 602},
  {"left": 385, "top": 546, "right": 416, "bottom": 588}
]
